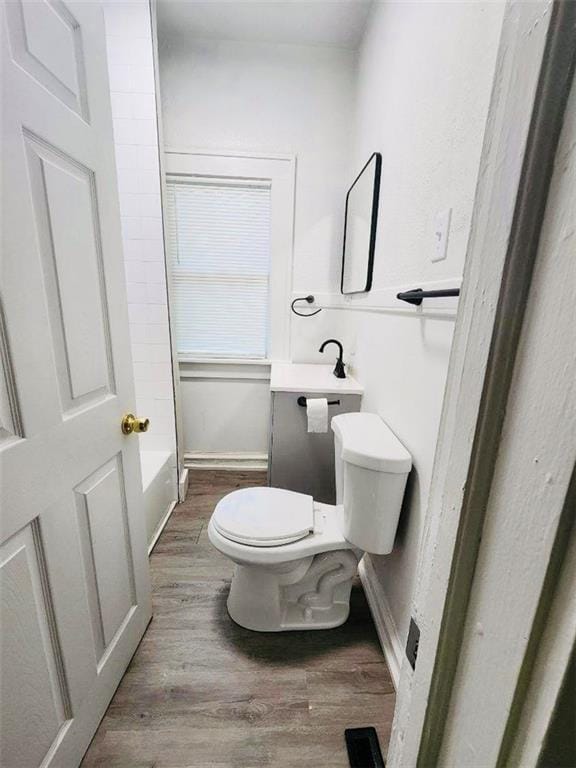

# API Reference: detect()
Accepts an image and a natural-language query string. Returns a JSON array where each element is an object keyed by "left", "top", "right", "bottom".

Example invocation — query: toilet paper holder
[{"left": 297, "top": 396, "right": 340, "bottom": 407}]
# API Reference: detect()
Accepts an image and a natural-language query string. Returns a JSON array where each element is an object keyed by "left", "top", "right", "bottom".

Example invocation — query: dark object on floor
[{"left": 345, "top": 727, "right": 385, "bottom": 768}]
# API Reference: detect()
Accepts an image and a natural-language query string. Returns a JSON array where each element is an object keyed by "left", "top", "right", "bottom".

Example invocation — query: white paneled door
[{"left": 0, "top": 2, "right": 153, "bottom": 766}]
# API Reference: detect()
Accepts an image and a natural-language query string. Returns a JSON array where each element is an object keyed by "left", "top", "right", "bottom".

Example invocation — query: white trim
[
  {"left": 179, "top": 361, "right": 271, "bottom": 381},
  {"left": 359, "top": 556, "right": 403, "bottom": 690},
  {"left": 184, "top": 452, "right": 268, "bottom": 471},
  {"left": 180, "top": 371, "right": 270, "bottom": 381},
  {"left": 178, "top": 357, "right": 289, "bottom": 366},
  {"left": 147, "top": 499, "right": 177, "bottom": 556},
  {"left": 150, "top": 3, "right": 186, "bottom": 488},
  {"left": 507, "top": 506, "right": 576, "bottom": 765},
  {"left": 165, "top": 146, "right": 295, "bottom": 163},
  {"left": 178, "top": 357, "right": 273, "bottom": 366},
  {"left": 167, "top": 175, "right": 271, "bottom": 190},
  {"left": 178, "top": 466, "right": 189, "bottom": 503}
]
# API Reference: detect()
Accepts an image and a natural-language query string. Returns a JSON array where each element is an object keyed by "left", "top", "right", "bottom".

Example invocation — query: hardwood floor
[{"left": 81, "top": 470, "right": 396, "bottom": 768}]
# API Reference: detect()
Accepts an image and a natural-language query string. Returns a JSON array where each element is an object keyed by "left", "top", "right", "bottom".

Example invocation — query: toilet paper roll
[{"left": 306, "top": 397, "right": 328, "bottom": 433}]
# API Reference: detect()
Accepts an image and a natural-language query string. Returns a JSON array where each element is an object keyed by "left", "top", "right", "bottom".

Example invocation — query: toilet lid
[{"left": 212, "top": 487, "right": 314, "bottom": 547}]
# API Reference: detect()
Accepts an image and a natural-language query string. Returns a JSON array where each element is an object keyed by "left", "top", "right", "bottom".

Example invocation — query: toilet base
[{"left": 226, "top": 549, "right": 360, "bottom": 632}]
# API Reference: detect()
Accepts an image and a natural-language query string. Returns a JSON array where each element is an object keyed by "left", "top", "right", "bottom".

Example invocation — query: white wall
[
  {"left": 158, "top": 34, "right": 356, "bottom": 457},
  {"left": 344, "top": 1, "right": 505, "bottom": 647},
  {"left": 103, "top": 2, "right": 178, "bottom": 466},
  {"left": 180, "top": 362, "right": 271, "bottom": 460}
]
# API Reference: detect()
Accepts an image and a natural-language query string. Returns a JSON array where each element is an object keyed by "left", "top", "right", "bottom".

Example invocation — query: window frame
[{"left": 164, "top": 148, "right": 295, "bottom": 364}]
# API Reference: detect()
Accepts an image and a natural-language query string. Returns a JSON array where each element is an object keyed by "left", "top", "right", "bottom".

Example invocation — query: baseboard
[
  {"left": 184, "top": 452, "right": 268, "bottom": 471},
  {"left": 358, "top": 556, "right": 403, "bottom": 689},
  {"left": 178, "top": 466, "right": 189, "bottom": 502},
  {"left": 148, "top": 499, "right": 177, "bottom": 556}
]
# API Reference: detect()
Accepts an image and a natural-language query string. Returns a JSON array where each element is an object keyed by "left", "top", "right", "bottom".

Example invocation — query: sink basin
[{"left": 270, "top": 363, "right": 363, "bottom": 394}]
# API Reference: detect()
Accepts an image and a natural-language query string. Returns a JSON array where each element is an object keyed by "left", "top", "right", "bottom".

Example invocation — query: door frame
[
  {"left": 149, "top": 0, "right": 188, "bottom": 503},
  {"left": 389, "top": 1, "right": 576, "bottom": 765}
]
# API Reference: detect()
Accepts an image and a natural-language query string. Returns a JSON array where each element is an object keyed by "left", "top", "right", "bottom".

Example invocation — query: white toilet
[{"left": 208, "top": 412, "right": 412, "bottom": 632}]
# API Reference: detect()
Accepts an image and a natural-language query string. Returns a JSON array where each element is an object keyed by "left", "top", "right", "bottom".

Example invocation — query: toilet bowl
[{"left": 208, "top": 412, "right": 412, "bottom": 632}]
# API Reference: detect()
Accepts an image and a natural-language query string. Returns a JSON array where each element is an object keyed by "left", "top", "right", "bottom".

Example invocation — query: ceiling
[{"left": 156, "top": 0, "right": 373, "bottom": 50}]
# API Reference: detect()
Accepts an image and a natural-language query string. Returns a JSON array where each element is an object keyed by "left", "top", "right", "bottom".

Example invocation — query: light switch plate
[{"left": 431, "top": 207, "right": 451, "bottom": 262}]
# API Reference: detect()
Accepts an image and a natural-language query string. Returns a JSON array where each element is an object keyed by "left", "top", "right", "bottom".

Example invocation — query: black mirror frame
[{"left": 340, "top": 152, "right": 382, "bottom": 295}]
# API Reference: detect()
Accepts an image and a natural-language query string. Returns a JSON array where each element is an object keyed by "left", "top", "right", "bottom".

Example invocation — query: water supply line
[{"left": 291, "top": 294, "right": 322, "bottom": 317}]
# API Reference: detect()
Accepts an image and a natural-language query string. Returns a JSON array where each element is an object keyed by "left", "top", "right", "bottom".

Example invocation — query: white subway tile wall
[{"left": 104, "top": 0, "right": 176, "bottom": 454}]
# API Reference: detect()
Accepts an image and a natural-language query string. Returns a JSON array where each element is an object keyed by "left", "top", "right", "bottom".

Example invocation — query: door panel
[
  {"left": 5, "top": 0, "right": 89, "bottom": 119},
  {"left": 1, "top": 1, "right": 153, "bottom": 765},
  {"left": 0, "top": 308, "right": 23, "bottom": 444},
  {"left": 24, "top": 131, "right": 115, "bottom": 410},
  {"left": 0, "top": 524, "right": 71, "bottom": 768},
  {"left": 39, "top": 499, "right": 97, "bottom": 713},
  {"left": 75, "top": 457, "right": 136, "bottom": 653}
]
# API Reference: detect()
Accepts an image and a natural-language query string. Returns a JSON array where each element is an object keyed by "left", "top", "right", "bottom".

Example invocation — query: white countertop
[{"left": 270, "top": 363, "right": 364, "bottom": 395}]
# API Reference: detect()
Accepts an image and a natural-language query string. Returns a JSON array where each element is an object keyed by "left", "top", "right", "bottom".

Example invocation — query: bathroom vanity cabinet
[{"left": 268, "top": 364, "right": 363, "bottom": 504}]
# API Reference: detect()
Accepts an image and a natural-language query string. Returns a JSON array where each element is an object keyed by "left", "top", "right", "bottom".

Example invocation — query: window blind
[{"left": 166, "top": 177, "right": 271, "bottom": 359}]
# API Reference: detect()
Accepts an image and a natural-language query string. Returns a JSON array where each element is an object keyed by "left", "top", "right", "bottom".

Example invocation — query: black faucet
[{"left": 319, "top": 339, "right": 346, "bottom": 379}]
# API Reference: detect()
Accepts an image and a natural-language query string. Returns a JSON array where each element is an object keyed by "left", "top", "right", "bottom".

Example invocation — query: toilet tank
[{"left": 332, "top": 413, "right": 412, "bottom": 555}]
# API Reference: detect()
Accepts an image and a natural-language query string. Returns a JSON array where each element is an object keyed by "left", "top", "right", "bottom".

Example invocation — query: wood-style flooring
[{"left": 81, "top": 470, "right": 396, "bottom": 768}]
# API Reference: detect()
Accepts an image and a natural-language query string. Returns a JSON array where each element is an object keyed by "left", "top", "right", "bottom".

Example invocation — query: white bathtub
[{"left": 140, "top": 450, "right": 177, "bottom": 552}]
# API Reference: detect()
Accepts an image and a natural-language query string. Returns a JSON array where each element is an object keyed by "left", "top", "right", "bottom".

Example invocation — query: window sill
[
  {"left": 178, "top": 357, "right": 275, "bottom": 382},
  {"left": 178, "top": 356, "right": 274, "bottom": 366}
]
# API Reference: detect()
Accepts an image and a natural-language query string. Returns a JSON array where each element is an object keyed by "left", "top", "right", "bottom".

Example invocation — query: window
[
  {"left": 164, "top": 151, "right": 295, "bottom": 362},
  {"left": 166, "top": 178, "right": 271, "bottom": 359}
]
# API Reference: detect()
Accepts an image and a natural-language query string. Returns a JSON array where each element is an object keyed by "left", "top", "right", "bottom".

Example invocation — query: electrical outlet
[{"left": 431, "top": 207, "right": 451, "bottom": 263}]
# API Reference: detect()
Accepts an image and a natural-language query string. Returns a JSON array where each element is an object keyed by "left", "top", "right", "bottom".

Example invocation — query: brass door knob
[{"left": 121, "top": 413, "right": 150, "bottom": 435}]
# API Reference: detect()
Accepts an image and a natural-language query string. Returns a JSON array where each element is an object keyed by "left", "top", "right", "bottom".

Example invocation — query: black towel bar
[
  {"left": 396, "top": 288, "right": 460, "bottom": 306},
  {"left": 297, "top": 396, "right": 340, "bottom": 407}
]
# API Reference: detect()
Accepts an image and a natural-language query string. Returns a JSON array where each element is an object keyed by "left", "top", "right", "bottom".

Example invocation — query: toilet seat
[
  {"left": 212, "top": 487, "right": 314, "bottom": 547},
  {"left": 208, "top": 500, "right": 354, "bottom": 566}
]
